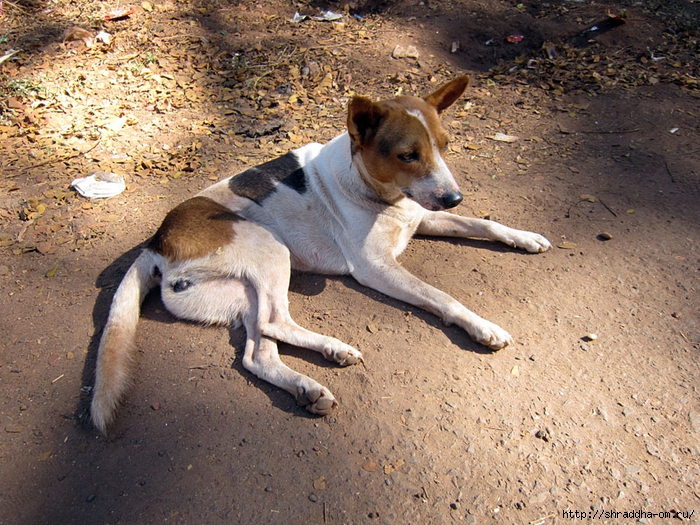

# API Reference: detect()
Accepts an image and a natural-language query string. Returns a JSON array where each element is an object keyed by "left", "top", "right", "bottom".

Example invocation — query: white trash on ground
[{"left": 71, "top": 172, "right": 126, "bottom": 198}]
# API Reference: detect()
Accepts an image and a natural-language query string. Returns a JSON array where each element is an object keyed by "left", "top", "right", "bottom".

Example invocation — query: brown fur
[{"left": 149, "top": 196, "right": 242, "bottom": 262}]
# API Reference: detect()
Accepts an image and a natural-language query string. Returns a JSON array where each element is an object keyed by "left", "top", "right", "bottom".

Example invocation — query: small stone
[
  {"left": 86, "top": 494, "right": 96, "bottom": 503},
  {"left": 450, "top": 502, "right": 459, "bottom": 510},
  {"left": 582, "top": 333, "right": 598, "bottom": 342},
  {"left": 308, "top": 494, "right": 318, "bottom": 503},
  {"left": 597, "top": 232, "right": 613, "bottom": 241},
  {"left": 671, "top": 312, "right": 681, "bottom": 319}
]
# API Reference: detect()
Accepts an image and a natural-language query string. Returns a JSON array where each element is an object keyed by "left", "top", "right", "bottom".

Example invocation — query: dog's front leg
[
  {"left": 417, "top": 212, "right": 551, "bottom": 253},
  {"left": 351, "top": 261, "right": 513, "bottom": 350}
]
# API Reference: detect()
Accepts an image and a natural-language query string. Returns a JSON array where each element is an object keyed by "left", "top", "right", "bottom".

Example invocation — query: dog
[{"left": 90, "top": 76, "right": 551, "bottom": 433}]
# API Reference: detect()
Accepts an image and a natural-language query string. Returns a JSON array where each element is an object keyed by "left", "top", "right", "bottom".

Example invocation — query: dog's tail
[{"left": 91, "top": 249, "right": 161, "bottom": 434}]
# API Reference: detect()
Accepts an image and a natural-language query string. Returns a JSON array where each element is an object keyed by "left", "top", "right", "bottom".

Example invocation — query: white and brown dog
[{"left": 90, "top": 76, "right": 550, "bottom": 433}]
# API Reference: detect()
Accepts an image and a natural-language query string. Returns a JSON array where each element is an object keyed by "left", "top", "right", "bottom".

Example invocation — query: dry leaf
[
  {"left": 580, "top": 194, "right": 598, "bottom": 203},
  {"left": 362, "top": 461, "right": 380, "bottom": 472},
  {"left": 313, "top": 476, "right": 327, "bottom": 490},
  {"left": 491, "top": 132, "right": 518, "bottom": 143},
  {"left": 62, "top": 26, "right": 95, "bottom": 48}
]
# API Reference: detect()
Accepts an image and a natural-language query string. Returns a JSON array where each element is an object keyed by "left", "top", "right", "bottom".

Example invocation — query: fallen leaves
[{"left": 485, "top": 12, "right": 700, "bottom": 94}]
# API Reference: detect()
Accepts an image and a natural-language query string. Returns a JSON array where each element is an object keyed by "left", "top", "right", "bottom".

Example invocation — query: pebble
[
  {"left": 598, "top": 232, "right": 613, "bottom": 241},
  {"left": 86, "top": 494, "right": 96, "bottom": 503},
  {"left": 308, "top": 494, "right": 318, "bottom": 503},
  {"left": 582, "top": 333, "right": 598, "bottom": 342}
]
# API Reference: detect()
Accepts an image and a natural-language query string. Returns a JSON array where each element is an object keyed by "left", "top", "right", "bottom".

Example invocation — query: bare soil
[{"left": 1, "top": 0, "right": 699, "bottom": 523}]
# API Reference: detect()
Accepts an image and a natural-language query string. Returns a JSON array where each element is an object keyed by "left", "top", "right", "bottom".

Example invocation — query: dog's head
[{"left": 347, "top": 76, "right": 469, "bottom": 211}]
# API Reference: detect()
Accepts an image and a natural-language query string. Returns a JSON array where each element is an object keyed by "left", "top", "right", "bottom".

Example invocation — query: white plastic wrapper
[{"left": 71, "top": 172, "right": 126, "bottom": 198}]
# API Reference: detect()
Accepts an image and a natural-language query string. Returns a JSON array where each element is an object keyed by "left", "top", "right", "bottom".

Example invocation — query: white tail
[{"left": 91, "top": 250, "right": 161, "bottom": 434}]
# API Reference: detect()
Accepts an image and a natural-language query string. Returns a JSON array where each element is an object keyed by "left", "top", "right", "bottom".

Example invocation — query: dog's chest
[{"left": 384, "top": 202, "right": 424, "bottom": 258}]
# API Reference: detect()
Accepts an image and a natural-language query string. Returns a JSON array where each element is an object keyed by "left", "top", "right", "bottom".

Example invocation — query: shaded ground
[{"left": 1, "top": 0, "right": 699, "bottom": 523}]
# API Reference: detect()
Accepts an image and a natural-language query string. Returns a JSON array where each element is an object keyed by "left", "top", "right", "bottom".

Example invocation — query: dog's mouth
[
  {"left": 401, "top": 187, "right": 447, "bottom": 212},
  {"left": 401, "top": 187, "right": 414, "bottom": 200}
]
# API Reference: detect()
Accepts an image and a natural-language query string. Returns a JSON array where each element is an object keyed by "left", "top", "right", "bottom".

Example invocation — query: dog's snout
[{"left": 440, "top": 191, "right": 463, "bottom": 209}]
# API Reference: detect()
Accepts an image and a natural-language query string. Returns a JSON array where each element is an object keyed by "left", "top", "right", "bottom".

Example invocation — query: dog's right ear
[{"left": 347, "top": 96, "right": 386, "bottom": 149}]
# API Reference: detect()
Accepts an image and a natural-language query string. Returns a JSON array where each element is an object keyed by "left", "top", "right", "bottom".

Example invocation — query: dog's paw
[
  {"left": 296, "top": 385, "right": 338, "bottom": 415},
  {"left": 507, "top": 231, "right": 551, "bottom": 253},
  {"left": 470, "top": 321, "right": 514, "bottom": 350},
  {"left": 322, "top": 343, "right": 363, "bottom": 367}
]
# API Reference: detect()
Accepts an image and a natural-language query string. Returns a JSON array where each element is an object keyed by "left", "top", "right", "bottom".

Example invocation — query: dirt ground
[{"left": 1, "top": 0, "right": 699, "bottom": 523}]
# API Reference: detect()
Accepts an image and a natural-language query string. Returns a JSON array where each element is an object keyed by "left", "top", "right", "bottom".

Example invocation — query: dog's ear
[
  {"left": 347, "top": 96, "right": 387, "bottom": 149},
  {"left": 423, "top": 76, "right": 470, "bottom": 114}
]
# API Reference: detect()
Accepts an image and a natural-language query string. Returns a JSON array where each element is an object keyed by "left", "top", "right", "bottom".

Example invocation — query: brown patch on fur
[
  {"left": 349, "top": 97, "right": 446, "bottom": 196},
  {"left": 347, "top": 78, "right": 469, "bottom": 191},
  {"left": 149, "top": 196, "right": 242, "bottom": 262},
  {"left": 423, "top": 76, "right": 470, "bottom": 113}
]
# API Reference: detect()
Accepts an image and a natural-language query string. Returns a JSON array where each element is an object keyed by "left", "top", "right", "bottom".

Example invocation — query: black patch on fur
[{"left": 228, "top": 152, "right": 307, "bottom": 204}]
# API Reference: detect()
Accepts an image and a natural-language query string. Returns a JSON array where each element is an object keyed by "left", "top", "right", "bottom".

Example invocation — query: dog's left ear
[
  {"left": 347, "top": 96, "right": 387, "bottom": 149},
  {"left": 423, "top": 76, "right": 470, "bottom": 114}
]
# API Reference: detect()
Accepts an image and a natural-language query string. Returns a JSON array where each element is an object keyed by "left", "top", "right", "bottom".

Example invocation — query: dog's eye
[{"left": 398, "top": 151, "right": 419, "bottom": 163}]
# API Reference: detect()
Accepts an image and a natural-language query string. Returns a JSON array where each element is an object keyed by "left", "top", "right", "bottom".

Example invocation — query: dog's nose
[{"left": 440, "top": 191, "right": 463, "bottom": 209}]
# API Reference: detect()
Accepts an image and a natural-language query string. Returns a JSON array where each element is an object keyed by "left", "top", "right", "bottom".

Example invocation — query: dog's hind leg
[
  {"left": 241, "top": 321, "right": 338, "bottom": 415},
  {"left": 163, "top": 272, "right": 338, "bottom": 414},
  {"left": 259, "top": 305, "right": 363, "bottom": 367},
  {"left": 255, "top": 281, "right": 363, "bottom": 367}
]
